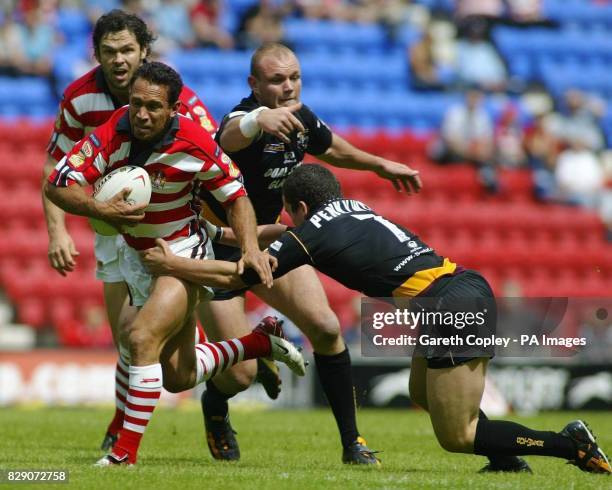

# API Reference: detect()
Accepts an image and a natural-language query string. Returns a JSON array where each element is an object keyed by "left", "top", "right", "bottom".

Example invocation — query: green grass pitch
[{"left": 1, "top": 406, "right": 610, "bottom": 489}]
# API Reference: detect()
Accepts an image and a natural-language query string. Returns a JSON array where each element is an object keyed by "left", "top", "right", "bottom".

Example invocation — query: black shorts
[
  {"left": 209, "top": 242, "right": 248, "bottom": 300},
  {"left": 412, "top": 270, "right": 497, "bottom": 369}
]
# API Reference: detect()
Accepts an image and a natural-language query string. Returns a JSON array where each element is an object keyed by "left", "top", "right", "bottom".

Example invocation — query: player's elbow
[
  {"left": 44, "top": 182, "right": 56, "bottom": 200},
  {"left": 219, "top": 128, "right": 248, "bottom": 153}
]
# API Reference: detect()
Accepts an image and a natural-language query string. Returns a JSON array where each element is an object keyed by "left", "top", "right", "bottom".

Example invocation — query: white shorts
[
  {"left": 94, "top": 233, "right": 126, "bottom": 283},
  {"left": 119, "top": 233, "right": 215, "bottom": 308}
]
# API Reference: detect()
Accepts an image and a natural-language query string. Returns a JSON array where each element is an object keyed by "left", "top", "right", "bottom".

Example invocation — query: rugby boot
[
  {"left": 561, "top": 420, "right": 611, "bottom": 474},
  {"left": 342, "top": 436, "right": 381, "bottom": 466},
  {"left": 253, "top": 316, "right": 306, "bottom": 376}
]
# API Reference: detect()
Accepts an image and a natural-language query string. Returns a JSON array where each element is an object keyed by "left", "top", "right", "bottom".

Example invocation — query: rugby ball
[{"left": 88, "top": 166, "right": 152, "bottom": 236}]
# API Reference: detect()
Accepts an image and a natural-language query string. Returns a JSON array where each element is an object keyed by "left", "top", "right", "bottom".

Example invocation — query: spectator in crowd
[
  {"left": 294, "top": 0, "right": 355, "bottom": 21},
  {"left": 430, "top": 88, "right": 499, "bottom": 191},
  {"left": 455, "top": 0, "right": 504, "bottom": 26},
  {"left": 525, "top": 112, "right": 561, "bottom": 201},
  {"left": 507, "top": 0, "right": 545, "bottom": 24},
  {"left": 190, "top": 0, "right": 234, "bottom": 49},
  {"left": 236, "top": 0, "right": 287, "bottom": 50},
  {"left": 152, "top": 0, "right": 195, "bottom": 53},
  {"left": 455, "top": 18, "right": 507, "bottom": 92},
  {"left": 1, "top": 5, "right": 55, "bottom": 78},
  {"left": 545, "top": 89, "right": 606, "bottom": 152},
  {"left": 85, "top": 0, "right": 122, "bottom": 24},
  {"left": 599, "top": 152, "right": 612, "bottom": 240},
  {"left": 555, "top": 131, "right": 605, "bottom": 209},
  {"left": 495, "top": 103, "right": 527, "bottom": 168},
  {"left": 409, "top": 25, "right": 452, "bottom": 91}
]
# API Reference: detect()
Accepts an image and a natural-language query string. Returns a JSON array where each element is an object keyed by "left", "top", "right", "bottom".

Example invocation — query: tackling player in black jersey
[
  {"left": 194, "top": 42, "right": 420, "bottom": 465},
  {"left": 142, "top": 164, "right": 611, "bottom": 476}
]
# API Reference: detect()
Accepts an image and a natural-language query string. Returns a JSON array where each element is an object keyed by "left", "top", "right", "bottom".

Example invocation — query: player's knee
[
  {"left": 161, "top": 364, "right": 193, "bottom": 393},
  {"left": 163, "top": 377, "right": 190, "bottom": 393},
  {"left": 127, "top": 325, "right": 160, "bottom": 358},
  {"left": 305, "top": 311, "right": 341, "bottom": 351},
  {"left": 435, "top": 428, "right": 473, "bottom": 453}
]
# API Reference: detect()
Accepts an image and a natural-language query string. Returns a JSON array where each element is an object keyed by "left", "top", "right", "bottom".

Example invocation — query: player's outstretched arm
[
  {"left": 226, "top": 196, "right": 277, "bottom": 287},
  {"left": 41, "top": 155, "right": 79, "bottom": 276},
  {"left": 219, "top": 103, "right": 304, "bottom": 151},
  {"left": 204, "top": 220, "right": 287, "bottom": 249},
  {"left": 45, "top": 184, "right": 146, "bottom": 227},
  {"left": 318, "top": 133, "right": 422, "bottom": 194},
  {"left": 140, "top": 239, "right": 247, "bottom": 289}
]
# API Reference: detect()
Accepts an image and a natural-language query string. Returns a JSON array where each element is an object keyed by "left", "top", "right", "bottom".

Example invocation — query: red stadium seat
[{"left": 17, "top": 298, "right": 47, "bottom": 328}]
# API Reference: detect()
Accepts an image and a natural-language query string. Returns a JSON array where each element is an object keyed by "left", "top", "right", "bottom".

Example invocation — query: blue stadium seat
[
  {"left": 284, "top": 19, "right": 387, "bottom": 53},
  {"left": 56, "top": 8, "right": 91, "bottom": 44}
]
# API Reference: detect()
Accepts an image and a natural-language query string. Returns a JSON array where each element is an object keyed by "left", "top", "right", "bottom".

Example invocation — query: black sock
[
  {"left": 314, "top": 347, "right": 359, "bottom": 448},
  {"left": 474, "top": 417, "right": 576, "bottom": 459},
  {"left": 478, "top": 410, "right": 523, "bottom": 466},
  {"left": 202, "top": 380, "right": 233, "bottom": 423}
]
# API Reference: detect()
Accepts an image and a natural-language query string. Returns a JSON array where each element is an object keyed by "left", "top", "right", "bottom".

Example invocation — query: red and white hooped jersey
[
  {"left": 47, "top": 65, "right": 217, "bottom": 162},
  {"left": 49, "top": 107, "right": 245, "bottom": 251}
]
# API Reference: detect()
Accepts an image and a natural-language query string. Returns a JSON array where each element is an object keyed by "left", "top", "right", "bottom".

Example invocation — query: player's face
[
  {"left": 96, "top": 29, "right": 147, "bottom": 93},
  {"left": 283, "top": 196, "right": 308, "bottom": 226},
  {"left": 129, "top": 78, "right": 179, "bottom": 142},
  {"left": 250, "top": 53, "right": 302, "bottom": 108}
]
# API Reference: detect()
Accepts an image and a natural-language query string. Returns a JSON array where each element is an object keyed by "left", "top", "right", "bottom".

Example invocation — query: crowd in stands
[{"left": 0, "top": 0, "right": 611, "bottom": 347}]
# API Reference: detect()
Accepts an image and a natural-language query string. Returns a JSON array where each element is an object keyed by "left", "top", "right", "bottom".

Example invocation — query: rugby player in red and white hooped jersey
[
  {"left": 40, "top": 10, "right": 217, "bottom": 451},
  {"left": 45, "top": 61, "right": 304, "bottom": 466}
]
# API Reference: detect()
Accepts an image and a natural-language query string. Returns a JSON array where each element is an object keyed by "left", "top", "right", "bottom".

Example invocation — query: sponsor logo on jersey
[
  {"left": 140, "top": 378, "right": 160, "bottom": 383},
  {"left": 81, "top": 141, "right": 93, "bottom": 158},
  {"left": 193, "top": 106, "right": 205, "bottom": 116},
  {"left": 264, "top": 142, "right": 285, "bottom": 153},
  {"left": 297, "top": 130, "right": 309, "bottom": 151},
  {"left": 89, "top": 133, "right": 101, "bottom": 147},
  {"left": 188, "top": 95, "right": 198, "bottom": 105},
  {"left": 269, "top": 240, "right": 283, "bottom": 252},
  {"left": 283, "top": 151, "right": 297, "bottom": 165},
  {"left": 69, "top": 153, "right": 85, "bottom": 168},
  {"left": 151, "top": 170, "right": 166, "bottom": 190}
]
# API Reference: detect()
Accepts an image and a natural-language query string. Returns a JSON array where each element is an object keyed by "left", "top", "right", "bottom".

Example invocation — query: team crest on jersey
[
  {"left": 151, "top": 170, "right": 166, "bottom": 189},
  {"left": 68, "top": 153, "right": 85, "bottom": 168},
  {"left": 222, "top": 153, "right": 240, "bottom": 178},
  {"left": 81, "top": 141, "right": 93, "bottom": 158},
  {"left": 188, "top": 95, "right": 198, "bottom": 105},
  {"left": 193, "top": 106, "right": 205, "bottom": 116},
  {"left": 296, "top": 130, "right": 309, "bottom": 151}
]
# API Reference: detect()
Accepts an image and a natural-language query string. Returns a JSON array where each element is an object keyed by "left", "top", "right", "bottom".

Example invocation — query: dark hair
[
  {"left": 93, "top": 9, "right": 155, "bottom": 55},
  {"left": 130, "top": 62, "right": 183, "bottom": 105},
  {"left": 283, "top": 164, "right": 342, "bottom": 213}
]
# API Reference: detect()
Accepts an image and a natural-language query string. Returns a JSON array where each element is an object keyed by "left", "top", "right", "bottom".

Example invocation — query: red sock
[
  {"left": 112, "top": 363, "right": 162, "bottom": 464},
  {"left": 194, "top": 332, "right": 271, "bottom": 385},
  {"left": 238, "top": 330, "right": 271, "bottom": 359}
]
